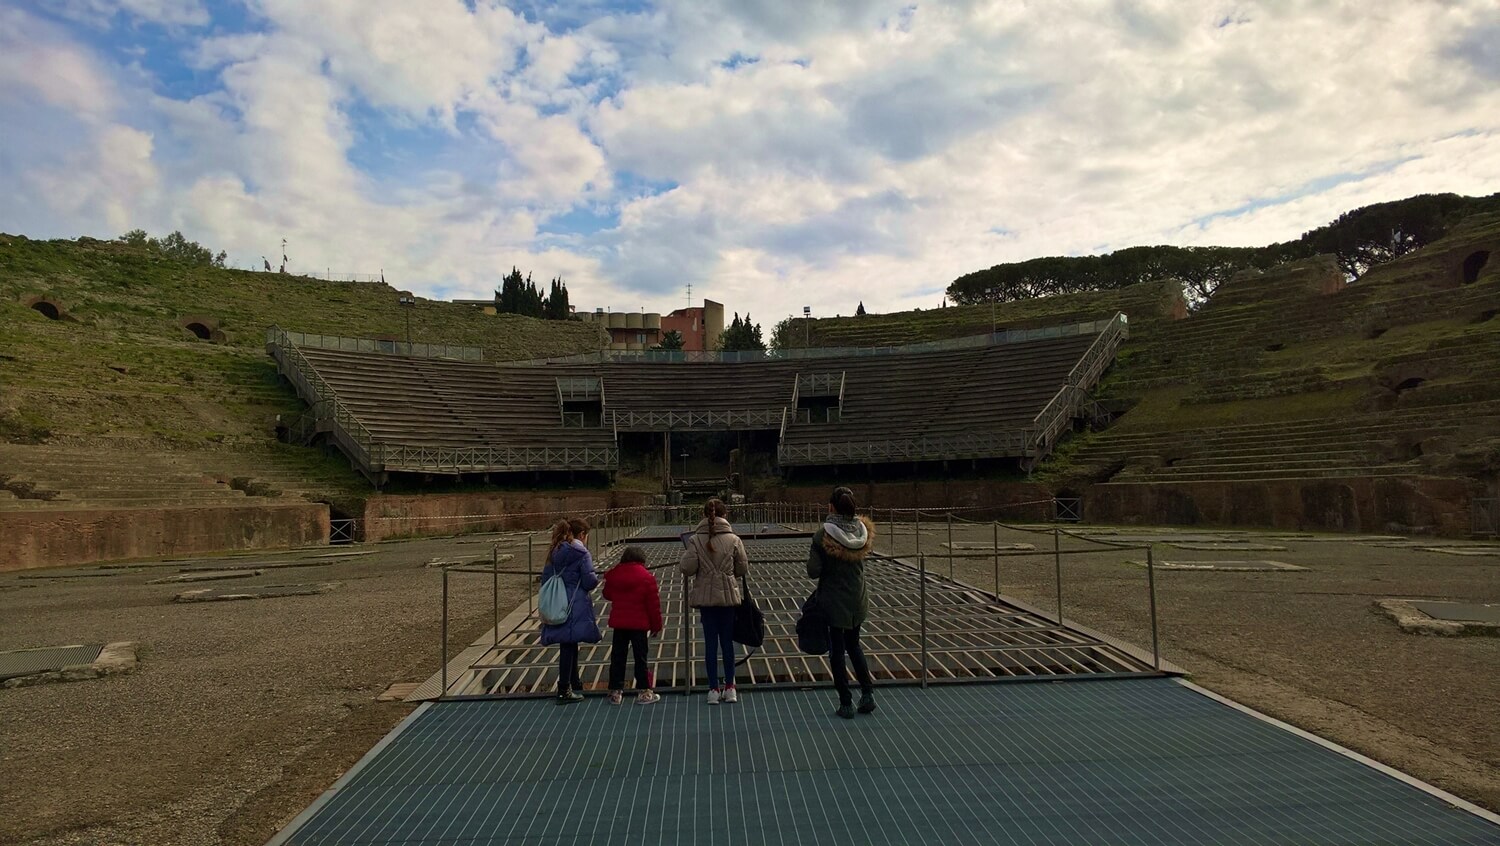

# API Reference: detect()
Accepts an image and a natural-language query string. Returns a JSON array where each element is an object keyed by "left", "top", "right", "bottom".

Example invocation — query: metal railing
[
  {"left": 509, "top": 317, "right": 1125, "bottom": 366},
  {"left": 1028, "top": 312, "right": 1128, "bottom": 456},
  {"left": 779, "top": 430, "right": 1032, "bottom": 465},
  {"left": 266, "top": 326, "right": 483, "bottom": 361},
  {"left": 431, "top": 498, "right": 1168, "bottom": 699},
  {"left": 1474, "top": 498, "right": 1498, "bottom": 538},
  {"left": 608, "top": 409, "right": 785, "bottom": 431},
  {"left": 556, "top": 376, "right": 602, "bottom": 401},
  {"left": 796, "top": 372, "right": 843, "bottom": 396},
  {"left": 380, "top": 444, "right": 618, "bottom": 473},
  {"left": 267, "top": 328, "right": 383, "bottom": 481}
]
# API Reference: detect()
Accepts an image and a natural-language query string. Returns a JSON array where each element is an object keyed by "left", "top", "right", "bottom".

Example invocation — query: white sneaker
[
  {"left": 706, "top": 687, "right": 721, "bottom": 705},
  {"left": 722, "top": 686, "right": 739, "bottom": 704}
]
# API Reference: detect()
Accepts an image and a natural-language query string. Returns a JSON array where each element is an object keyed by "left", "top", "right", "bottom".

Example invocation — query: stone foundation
[
  {"left": 360, "top": 491, "right": 656, "bottom": 542},
  {"left": 767, "top": 480, "right": 1057, "bottom": 521},
  {"left": 1085, "top": 476, "right": 1477, "bottom": 536},
  {"left": 0, "top": 503, "right": 330, "bottom": 572}
]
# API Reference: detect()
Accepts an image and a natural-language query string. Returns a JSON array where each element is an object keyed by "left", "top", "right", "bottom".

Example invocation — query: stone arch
[
  {"left": 1461, "top": 250, "right": 1490, "bottom": 285},
  {"left": 23, "top": 296, "right": 67, "bottom": 321},
  {"left": 179, "top": 315, "right": 225, "bottom": 343}
]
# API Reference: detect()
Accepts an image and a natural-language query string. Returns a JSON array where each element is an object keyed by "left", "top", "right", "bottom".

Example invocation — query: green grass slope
[
  {"left": 0, "top": 234, "right": 605, "bottom": 505},
  {"left": 792, "top": 218, "right": 1500, "bottom": 486}
]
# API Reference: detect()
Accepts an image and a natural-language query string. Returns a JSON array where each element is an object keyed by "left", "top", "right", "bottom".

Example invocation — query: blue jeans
[{"left": 700, "top": 606, "right": 736, "bottom": 689}]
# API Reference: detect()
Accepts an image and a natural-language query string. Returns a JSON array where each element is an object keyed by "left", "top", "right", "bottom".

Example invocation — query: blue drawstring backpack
[{"left": 538, "top": 566, "right": 575, "bottom": 625}]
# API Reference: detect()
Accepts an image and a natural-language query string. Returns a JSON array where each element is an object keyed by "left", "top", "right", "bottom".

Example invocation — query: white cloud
[
  {"left": 2, "top": 0, "right": 1499, "bottom": 330},
  {"left": 0, "top": 8, "right": 115, "bottom": 119},
  {"left": 246, "top": 0, "right": 538, "bottom": 120}
]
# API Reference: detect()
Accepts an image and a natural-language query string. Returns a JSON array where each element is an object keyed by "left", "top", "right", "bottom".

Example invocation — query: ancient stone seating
[
  {"left": 298, "top": 347, "right": 615, "bottom": 452},
  {"left": 0, "top": 444, "right": 257, "bottom": 510},
  {"left": 780, "top": 335, "right": 1097, "bottom": 461},
  {"left": 281, "top": 321, "right": 1114, "bottom": 476}
]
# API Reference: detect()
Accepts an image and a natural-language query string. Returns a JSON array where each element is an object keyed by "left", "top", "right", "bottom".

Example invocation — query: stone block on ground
[
  {"left": 18, "top": 567, "right": 141, "bottom": 579},
  {"left": 174, "top": 583, "right": 336, "bottom": 602},
  {"left": 1128, "top": 559, "right": 1307, "bottom": 572},
  {"left": 0, "top": 641, "right": 139, "bottom": 688},
  {"left": 149, "top": 569, "right": 262, "bottom": 584},
  {"left": 1374, "top": 599, "right": 1500, "bottom": 637},
  {"left": 1168, "top": 542, "right": 1290, "bottom": 552}
]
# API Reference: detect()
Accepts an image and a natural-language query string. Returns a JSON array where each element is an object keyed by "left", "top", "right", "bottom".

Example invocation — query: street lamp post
[
  {"left": 398, "top": 294, "right": 416, "bottom": 351},
  {"left": 802, "top": 305, "right": 811, "bottom": 348},
  {"left": 679, "top": 451, "right": 689, "bottom": 481}
]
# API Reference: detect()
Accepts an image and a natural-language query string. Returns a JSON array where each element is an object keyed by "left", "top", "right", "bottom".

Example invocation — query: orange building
[{"left": 578, "top": 299, "right": 724, "bottom": 352}]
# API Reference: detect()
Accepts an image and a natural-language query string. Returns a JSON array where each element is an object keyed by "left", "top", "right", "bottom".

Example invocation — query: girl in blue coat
[{"left": 540, "top": 517, "right": 601, "bottom": 703}]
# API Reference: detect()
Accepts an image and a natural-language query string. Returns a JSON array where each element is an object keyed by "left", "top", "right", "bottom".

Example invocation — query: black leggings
[
  {"left": 557, "top": 643, "right": 583, "bottom": 693},
  {"left": 609, "top": 629, "right": 651, "bottom": 691},
  {"left": 828, "top": 625, "right": 873, "bottom": 704}
]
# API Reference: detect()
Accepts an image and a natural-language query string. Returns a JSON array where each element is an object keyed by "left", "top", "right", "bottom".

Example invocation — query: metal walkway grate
[
  {"left": 443, "top": 530, "right": 1156, "bottom": 697},
  {"left": 0, "top": 644, "right": 104, "bottom": 681},
  {"left": 273, "top": 678, "right": 1500, "bottom": 845}
]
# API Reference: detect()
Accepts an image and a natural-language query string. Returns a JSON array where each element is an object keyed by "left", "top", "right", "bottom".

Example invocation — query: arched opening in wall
[
  {"left": 1366, "top": 325, "right": 1388, "bottom": 340},
  {"left": 1461, "top": 250, "right": 1490, "bottom": 285},
  {"left": 179, "top": 315, "right": 223, "bottom": 343},
  {"left": 1393, "top": 377, "right": 1426, "bottom": 394},
  {"left": 31, "top": 301, "right": 60, "bottom": 320}
]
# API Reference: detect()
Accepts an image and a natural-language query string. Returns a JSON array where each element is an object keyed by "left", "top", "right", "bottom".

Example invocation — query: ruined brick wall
[
  {"left": 360, "top": 491, "right": 657, "bottom": 542},
  {"left": 0, "top": 502, "right": 330, "bottom": 572},
  {"left": 769, "top": 480, "right": 1057, "bottom": 521},
  {"left": 1084, "top": 476, "right": 1477, "bottom": 536}
]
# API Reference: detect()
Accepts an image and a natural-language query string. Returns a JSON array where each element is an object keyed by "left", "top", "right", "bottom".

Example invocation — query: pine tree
[
  {"left": 545, "top": 277, "right": 570, "bottom": 320},
  {"left": 496, "top": 267, "right": 525, "bottom": 314},
  {"left": 856, "top": 301, "right": 866, "bottom": 316},
  {"left": 658, "top": 329, "right": 685, "bottom": 350},
  {"left": 719, "top": 312, "right": 767, "bottom": 351}
]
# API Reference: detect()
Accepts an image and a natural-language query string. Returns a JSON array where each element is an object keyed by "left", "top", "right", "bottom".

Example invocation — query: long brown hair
[
  {"left": 703, "top": 498, "right": 728, "bottom": 520},
  {"left": 548, "top": 519, "right": 572, "bottom": 555},
  {"left": 567, "top": 516, "right": 590, "bottom": 539}
]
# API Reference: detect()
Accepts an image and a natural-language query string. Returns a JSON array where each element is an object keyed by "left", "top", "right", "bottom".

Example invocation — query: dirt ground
[
  {"left": 1, "top": 522, "right": 1497, "bottom": 845},
  {"left": 881, "top": 520, "right": 1500, "bottom": 812},
  {"left": 0, "top": 535, "right": 535, "bottom": 846}
]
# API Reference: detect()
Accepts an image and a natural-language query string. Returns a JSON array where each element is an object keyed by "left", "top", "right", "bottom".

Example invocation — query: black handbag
[
  {"left": 796, "top": 590, "right": 829, "bottom": 655},
  {"left": 733, "top": 577, "right": 765, "bottom": 648}
]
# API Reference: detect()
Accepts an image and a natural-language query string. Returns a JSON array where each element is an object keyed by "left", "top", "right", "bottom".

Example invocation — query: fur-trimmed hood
[{"left": 820, "top": 515, "right": 874, "bottom": 561}]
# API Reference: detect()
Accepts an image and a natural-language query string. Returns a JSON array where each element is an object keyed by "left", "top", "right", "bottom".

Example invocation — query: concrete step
[{"left": 1111, "top": 465, "right": 1422, "bottom": 483}]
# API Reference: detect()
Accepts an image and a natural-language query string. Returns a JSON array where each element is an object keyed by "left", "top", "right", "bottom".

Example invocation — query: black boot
[{"left": 857, "top": 692, "right": 876, "bottom": 714}]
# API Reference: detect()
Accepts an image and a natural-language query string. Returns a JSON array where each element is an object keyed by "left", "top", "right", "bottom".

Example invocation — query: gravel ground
[
  {"left": 883, "top": 521, "right": 1500, "bottom": 812},
  {"left": 0, "top": 536, "right": 536, "bottom": 846},
  {"left": 2, "top": 524, "right": 1497, "bottom": 845}
]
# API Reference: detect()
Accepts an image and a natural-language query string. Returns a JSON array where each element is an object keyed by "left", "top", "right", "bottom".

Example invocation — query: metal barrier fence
[
  {"left": 432, "top": 499, "right": 1165, "bottom": 698},
  {"left": 507, "top": 315, "right": 1127, "bottom": 366},
  {"left": 266, "top": 326, "right": 484, "bottom": 361},
  {"left": 1474, "top": 498, "right": 1498, "bottom": 538}
]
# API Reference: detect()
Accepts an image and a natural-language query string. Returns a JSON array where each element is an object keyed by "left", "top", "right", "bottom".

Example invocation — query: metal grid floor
[
  {"left": 446, "top": 531, "right": 1155, "bottom": 697},
  {"left": 273, "top": 678, "right": 1500, "bottom": 845},
  {"left": 0, "top": 644, "right": 104, "bottom": 681}
]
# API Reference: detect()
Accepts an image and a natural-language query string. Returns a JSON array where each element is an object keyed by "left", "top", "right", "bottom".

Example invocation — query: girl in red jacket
[{"left": 602, "top": 546, "right": 664, "bottom": 705}]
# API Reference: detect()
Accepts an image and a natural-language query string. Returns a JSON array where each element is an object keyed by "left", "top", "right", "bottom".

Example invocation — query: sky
[{"left": 2, "top": 1, "right": 1498, "bottom": 327}]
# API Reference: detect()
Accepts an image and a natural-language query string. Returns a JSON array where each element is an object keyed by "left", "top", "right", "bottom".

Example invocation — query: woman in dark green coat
[{"left": 807, "top": 486, "right": 876, "bottom": 719}]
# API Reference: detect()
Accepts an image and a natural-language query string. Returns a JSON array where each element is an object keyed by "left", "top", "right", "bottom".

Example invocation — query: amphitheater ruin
[{"left": 1, "top": 211, "right": 1498, "bottom": 845}]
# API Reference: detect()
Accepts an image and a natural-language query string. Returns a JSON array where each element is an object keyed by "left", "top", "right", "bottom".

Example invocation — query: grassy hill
[
  {"left": 793, "top": 216, "right": 1500, "bottom": 489},
  {"left": 0, "top": 234, "right": 605, "bottom": 508}
]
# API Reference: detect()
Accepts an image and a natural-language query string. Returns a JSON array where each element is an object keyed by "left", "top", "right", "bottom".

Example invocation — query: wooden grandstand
[{"left": 266, "top": 315, "right": 1127, "bottom": 485}]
